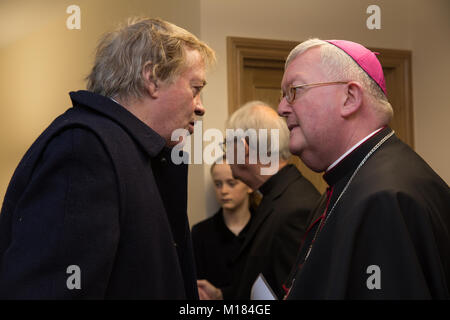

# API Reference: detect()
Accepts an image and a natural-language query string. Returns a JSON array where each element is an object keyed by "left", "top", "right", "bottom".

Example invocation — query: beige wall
[
  {"left": 1, "top": 0, "right": 449, "bottom": 228},
  {"left": 409, "top": 0, "right": 450, "bottom": 188},
  {"left": 0, "top": 0, "right": 204, "bottom": 225},
  {"left": 199, "top": 0, "right": 450, "bottom": 224}
]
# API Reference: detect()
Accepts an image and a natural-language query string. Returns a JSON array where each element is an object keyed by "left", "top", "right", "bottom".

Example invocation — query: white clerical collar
[{"left": 326, "top": 127, "right": 383, "bottom": 172}]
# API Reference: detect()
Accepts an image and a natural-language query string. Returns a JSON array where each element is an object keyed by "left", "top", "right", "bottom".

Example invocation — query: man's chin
[
  {"left": 289, "top": 140, "right": 304, "bottom": 157},
  {"left": 293, "top": 149, "right": 325, "bottom": 173},
  {"left": 167, "top": 134, "right": 186, "bottom": 148}
]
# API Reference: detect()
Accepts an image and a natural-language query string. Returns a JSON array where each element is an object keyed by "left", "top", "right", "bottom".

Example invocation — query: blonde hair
[
  {"left": 286, "top": 38, "right": 393, "bottom": 124},
  {"left": 86, "top": 17, "right": 215, "bottom": 102}
]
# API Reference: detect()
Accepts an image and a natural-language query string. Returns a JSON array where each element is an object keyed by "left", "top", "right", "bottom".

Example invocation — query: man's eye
[
  {"left": 193, "top": 86, "right": 203, "bottom": 96},
  {"left": 294, "top": 86, "right": 306, "bottom": 94}
]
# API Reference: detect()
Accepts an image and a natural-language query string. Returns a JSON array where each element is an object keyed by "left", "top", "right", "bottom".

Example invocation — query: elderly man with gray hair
[
  {"left": 197, "top": 101, "right": 320, "bottom": 300},
  {"left": 279, "top": 38, "right": 450, "bottom": 299},
  {"left": 0, "top": 18, "right": 215, "bottom": 299}
]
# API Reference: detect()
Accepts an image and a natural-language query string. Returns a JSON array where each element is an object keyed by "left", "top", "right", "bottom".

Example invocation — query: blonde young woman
[{"left": 191, "top": 160, "right": 253, "bottom": 291}]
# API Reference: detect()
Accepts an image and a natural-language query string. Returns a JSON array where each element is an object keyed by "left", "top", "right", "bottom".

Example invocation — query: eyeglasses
[{"left": 280, "top": 81, "right": 349, "bottom": 104}]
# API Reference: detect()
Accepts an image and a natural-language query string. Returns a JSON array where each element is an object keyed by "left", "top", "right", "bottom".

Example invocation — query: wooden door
[
  {"left": 228, "top": 37, "right": 414, "bottom": 194},
  {"left": 241, "top": 56, "right": 329, "bottom": 193}
]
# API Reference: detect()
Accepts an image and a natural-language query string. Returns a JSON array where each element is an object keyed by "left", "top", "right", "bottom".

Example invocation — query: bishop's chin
[{"left": 301, "top": 154, "right": 327, "bottom": 173}]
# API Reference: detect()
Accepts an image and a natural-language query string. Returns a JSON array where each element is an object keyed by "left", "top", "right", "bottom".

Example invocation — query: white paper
[{"left": 250, "top": 273, "right": 277, "bottom": 300}]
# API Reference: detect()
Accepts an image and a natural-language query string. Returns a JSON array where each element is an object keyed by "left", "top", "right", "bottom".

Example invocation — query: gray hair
[
  {"left": 86, "top": 17, "right": 215, "bottom": 102},
  {"left": 286, "top": 38, "right": 393, "bottom": 124},
  {"left": 226, "top": 101, "right": 291, "bottom": 160}
]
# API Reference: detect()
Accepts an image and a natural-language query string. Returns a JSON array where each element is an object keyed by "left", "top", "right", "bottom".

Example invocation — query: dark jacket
[
  {"left": 286, "top": 127, "right": 450, "bottom": 299},
  {"left": 0, "top": 90, "right": 198, "bottom": 299},
  {"left": 222, "top": 165, "right": 320, "bottom": 299},
  {"left": 192, "top": 208, "right": 252, "bottom": 288}
]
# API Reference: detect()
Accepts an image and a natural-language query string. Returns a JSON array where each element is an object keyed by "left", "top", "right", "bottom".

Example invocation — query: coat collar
[
  {"left": 323, "top": 126, "right": 394, "bottom": 186},
  {"left": 258, "top": 164, "right": 300, "bottom": 200},
  {"left": 69, "top": 90, "right": 166, "bottom": 158},
  {"left": 235, "top": 165, "right": 303, "bottom": 260}
]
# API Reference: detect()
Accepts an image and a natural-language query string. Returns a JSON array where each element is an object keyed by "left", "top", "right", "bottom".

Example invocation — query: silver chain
[{"left": 304, "top": 130, "right": 395, "bottom": 261}]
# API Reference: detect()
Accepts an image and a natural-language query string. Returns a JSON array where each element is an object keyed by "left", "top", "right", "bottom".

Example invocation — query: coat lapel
[{"left": 234, "top": 165, "right": 302, "bottom": 261}]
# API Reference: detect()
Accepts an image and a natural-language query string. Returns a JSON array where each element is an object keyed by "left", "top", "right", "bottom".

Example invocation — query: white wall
[
  {"left": 409, "top": 0, "right": 450, "bottom": 188},
  {"left": 0, "top": 0, "right": 204, "bottom": 226}
]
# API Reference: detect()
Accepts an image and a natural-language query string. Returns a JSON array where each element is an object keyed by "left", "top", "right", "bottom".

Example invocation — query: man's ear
[
  {"left": 241, "top": 137, "right": 250, "bottom": 158},
  {"left": 142, "top": 61, "right": 159, "bottom": 99},
  {"left": 341, "top": 81, "right": 363, "bottom": 118},
  {"left": 235, "top": 137, "right": 250, "bottom": 164}
]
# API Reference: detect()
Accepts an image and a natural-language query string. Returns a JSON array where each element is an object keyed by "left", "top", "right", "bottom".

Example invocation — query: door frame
[
  {"left": 227, "top": 37, "right": 298, "bottom": 114},
  {"left": 227, "top": 36, "right": 414, "bottom": 147}
]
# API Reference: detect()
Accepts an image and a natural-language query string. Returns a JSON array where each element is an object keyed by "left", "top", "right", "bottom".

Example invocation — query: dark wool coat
[
  {"left": 285, "top": 127, "right": 450, "bottom": 299},
  {"left": 0, "top": 90, "right": 198, "bottom": 299}
]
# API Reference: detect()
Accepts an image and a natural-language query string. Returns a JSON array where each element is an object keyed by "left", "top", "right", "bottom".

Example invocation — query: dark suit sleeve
[
  {"left": 270, "top": 204, "right": 311, "bottom": 299},
  {"left": 346, "top": 191, "right": 447, "bottom": 299},
  {"left": 191, "top": 224, "right": 205, "bottom": 279},
  {"left": 0, "top": 128, "right": 120, "bottom": 299},
  {"left": 269, "top": 182, "right": 320, "bottom": 299}
]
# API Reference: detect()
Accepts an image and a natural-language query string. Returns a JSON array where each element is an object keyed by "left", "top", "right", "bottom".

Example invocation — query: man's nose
[
  {"left": 195, "top": 98, "right": 205, "bottom": 116},
  {"left": 278, "top": 99, "right": 290, "bottom": 117}
]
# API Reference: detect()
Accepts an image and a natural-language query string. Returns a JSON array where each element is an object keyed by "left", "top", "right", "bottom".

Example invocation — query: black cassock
[{"left": 285, "top": 127, "right": 450, "bottom": 299}]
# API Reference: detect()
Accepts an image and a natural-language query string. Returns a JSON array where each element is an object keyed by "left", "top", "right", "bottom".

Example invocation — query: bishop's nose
[{"left": 278, "top": 99, "right": 291, "bottom": 117}]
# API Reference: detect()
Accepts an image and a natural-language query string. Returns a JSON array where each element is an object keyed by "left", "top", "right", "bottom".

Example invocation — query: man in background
[
  {"left": 0, "top": 18, "right": 215, "bottom": 299},
  {"left": 279, "top": 38, "right": 450, "bottom": 299},
  {"left": 198, "top": 101, "right": 320, "bottom": 299}
]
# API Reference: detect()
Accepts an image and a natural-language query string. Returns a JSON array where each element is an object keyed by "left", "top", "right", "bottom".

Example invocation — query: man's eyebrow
[
  {"left": 192, "top": 80, "right": 207, "bottom": 86},
  {"left": 283, "top": 73, "right": 306, "bottom": 87}
]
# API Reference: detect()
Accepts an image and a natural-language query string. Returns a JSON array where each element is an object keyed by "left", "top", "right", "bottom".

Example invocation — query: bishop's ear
[
  {"left": 341, "top": 81, "right": 364, "bottom": 118},
  {"left": 142, "top": 61, "right": 159, "bottom": 98}
]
